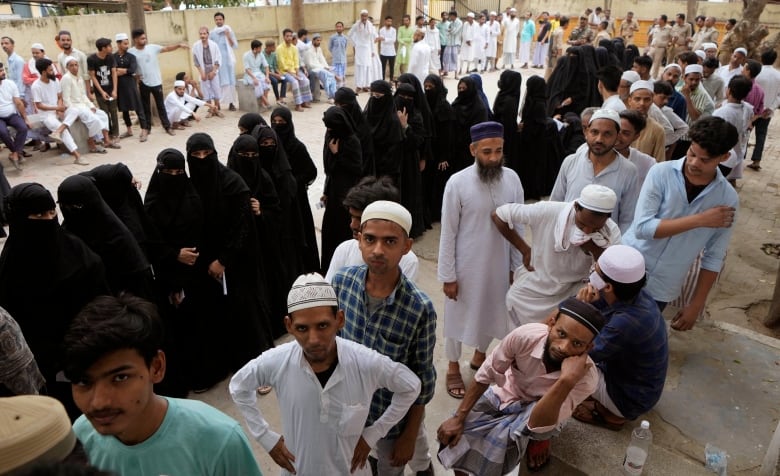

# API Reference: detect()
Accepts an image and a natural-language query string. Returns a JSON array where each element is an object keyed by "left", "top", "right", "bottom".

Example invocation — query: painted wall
[{"left": 0, "top": 1, "right": 378, "bottom": 87}]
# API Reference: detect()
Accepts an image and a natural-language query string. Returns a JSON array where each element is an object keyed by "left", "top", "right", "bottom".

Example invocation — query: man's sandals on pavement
[
  {"left": 572, "top": 398, "right": 627, "bottom": 431},
  {"left": 446, "top": 372, "right": 465, "bottom": 399}
]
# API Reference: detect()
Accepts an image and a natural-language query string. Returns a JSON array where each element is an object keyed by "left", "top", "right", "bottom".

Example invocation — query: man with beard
[
  {"left": 113, "top": 33, "right": 149, "bottom": 141},
  {"left": 55, "top": 31, "right": 92, "bottom": 101},
  {"left": 230, "top": 273, "right": 421, "bottom": 475},
  {"left": 65, "top": 295, "right": 263, "bottom": 475},
  {"left": 210, "top": 12, "right": 239, "bottom": 112},
  {"left": 332, "top": 201, "right": 437, "bottom": 476},
  {"left": 164, "top": 79, "right": 213, "bottom": 127},
  {"left": 408, "top": 30, "right": 431, "bottom": 87},
  {"left": 623, "top": 117, "right": 738, "bottom": 330},
  {"left": 571, "top": 245, "right": 668, "bottom": 431},
  {"left": 551, "top": 109, "right": 639, "bottom": 232},
  {"left": 615, "top": 110, "right": 657, "bottom": 186},
  {"left": 0, "top": 62, "right": 30, "bottom": 170},
  {"left": 436, "top": 297, "right": 604, "bottom": 474},
  {"left": 673, "top": 64, "right": 714, "bottom": 159},
  {"left": 438, "top": 121, "right": 524, "bottom": 399},
  {"left": 626, "top": 80, "right": 668, "bottom": 162}
]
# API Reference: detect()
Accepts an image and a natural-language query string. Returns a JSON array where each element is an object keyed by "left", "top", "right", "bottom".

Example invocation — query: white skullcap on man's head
[
  {"left": 621, "top": 70, "right": 640, "bottom": 84},
  {"left": 734, "top": 47, "right": 748, "bottom": 56},
  {"left": 490, "top": 11, "right": 497, "bottom": 16},
  {"left": 702, "top": 42, "right": 718, "bottom": 50},
  {"left": 629, "top": 80, "right": 653, "bottom": 94},
  {"left": 467, "top": 12, "right": 475, "bottom": 18},
  {"left": 287, "top": 273, "right": 338, "bottom": 313},
  {"left": 684, "top": 64, "right": 703, "bottom": 76},
  {"left": 663, "top": 63, "right": 681, "bottom": 73},
  {"left": 588, "top": 109, "right": 621, "bottom": 127},
  {"left": 174, "top": 80, "right": 186, "bottom": 88},
  {"left": 31, "top": 43, "right": 44, "bottom": 51},
  {"left": 63, "top": 56, "right": 77, "bottom": 66},
  {"left": 360, "top": 9, "right": 368, "bottom": 15},
  {"left": 694, "top": 50, "right": 706, "bottom": 60},
  {"left": 361, "top": 200, "right": 412, "bottom": 235},
  {"left": 115, "top": 33, "right": 129, "bottom": 42},
  {"left": 577, "top": 184, "right": 617, "bottom": 214},
  {"left": 598, "top": 245, "right": 646, "bottom": 284},
  {"left": 509, "top": 7, "right": 517, "bottom": 12}
]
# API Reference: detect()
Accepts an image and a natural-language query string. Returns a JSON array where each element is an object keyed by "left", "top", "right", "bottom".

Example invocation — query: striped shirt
[{"left": 332, "top": 265, "right": 437, "bottom": 438}]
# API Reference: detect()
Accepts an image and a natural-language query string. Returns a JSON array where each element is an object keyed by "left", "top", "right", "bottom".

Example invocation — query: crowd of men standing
[{"left": 0, "top": 4, "right": 777, "bottom": 476}]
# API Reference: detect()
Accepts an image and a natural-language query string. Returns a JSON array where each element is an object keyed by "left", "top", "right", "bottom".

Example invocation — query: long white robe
[
  {"left": 501, "top": 201, "right": 621, "bottom": 325},
  {"left": 486, "top": 20, "right": 501, "bottom": 57},
  {"left": 408, "top": 41, "right": 432, "bottom": 86},
  {"left": 424, "top": 27, "right": 441, "bottom": 72},
  {"left": 473, "top": 23, "right": 489, "bottom": 64},
  {"left": 438, "top": 165, "right": 524, "bottom": 345},
  {"left": 460, "top": 21, "right": 476, "bottom": 62},
  {"left": 348, "top": 19, "right": 377, "bottom": 87},
  {"left": 502, "top": 17, "right": 520, "bottom": 54}
]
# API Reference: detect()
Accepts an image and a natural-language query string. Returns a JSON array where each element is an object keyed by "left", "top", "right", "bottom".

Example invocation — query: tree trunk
[
  {"left": 687, "top": 0, "right": 697, "bottom": 26},
  {"left": 127, "top": 0, "right": 146, "bottom": 33},
  {"left": 765, "top": 262, "right": 780, "bottom": 328},
  {"left": 291, "top": 0, "right": 303, "bottom": 32},
  {"left": 719, "top": 0, "right": 770, "bottom": 63},
  {"left": 381, "top": 0, "right": 408, "bottom": 28}
]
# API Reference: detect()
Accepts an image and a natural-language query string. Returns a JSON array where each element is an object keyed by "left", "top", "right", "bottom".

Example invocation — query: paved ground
[{"left": 7, "top": 66, "right": 780, "bottom": 475}]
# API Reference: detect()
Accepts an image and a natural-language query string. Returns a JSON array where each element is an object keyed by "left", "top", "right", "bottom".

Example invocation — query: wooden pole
[
  {"left": 292, "top": 0, "right": 303, "bottom": 32},
  {"left": 127, "top": 0, "right": 146, "bottom": 32}
]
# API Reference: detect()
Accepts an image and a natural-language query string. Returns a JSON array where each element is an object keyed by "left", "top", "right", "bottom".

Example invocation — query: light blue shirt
[
  {"left": 521, "top": 19, "right": 536, "bottom": 42},
  {"left": 622, "top": 158, "right": 739, "bottom": 302},
  {"left": 128, "top": 44, "right": 163, "bottom": 87},
  {"left": 550, "top": 146, "right": 640, "bottom": 232},
  {"left": 242, "top": 50, "right": 268, "bottom": 86},
  {"left": 438, "top": 20, "right": 449, "bottom": 46},
  {"left": 7, "top": 53, "right": 24, "bottom": 96},
  {"left": 328, "top": 33, "right": 348, "bottom": 64}
]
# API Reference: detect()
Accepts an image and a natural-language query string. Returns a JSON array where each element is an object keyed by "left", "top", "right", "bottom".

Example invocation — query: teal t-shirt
[{"left": 74, "top": 397, "right": 263, "bottom": 476}]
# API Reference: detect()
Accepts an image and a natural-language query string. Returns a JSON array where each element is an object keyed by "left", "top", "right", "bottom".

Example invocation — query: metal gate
[{"left": 416, "top": 0, "right": 509, "bottom": 19}]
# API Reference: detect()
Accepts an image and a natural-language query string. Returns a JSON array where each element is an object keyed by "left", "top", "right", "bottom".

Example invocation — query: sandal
[
  {"left": 89, "top": 146, "right": 107, "bottom": 154},
  {"left": 572, "top": 400, "right": 626, "bottom": 431},
  {"left": 746, "top": 162, "right": 761, "bottom": 171},
  {"left": 119, "top": 131, "right": 133, "bottom": 139},
  {"left": 256, "top": 385, "right": 273, "bottom": 396},
  {"left": 526, "top": 439, "right": 551, "bottom": 472},
  {"left": 446, "top": 372, "right": 465, "bottom": 399}
]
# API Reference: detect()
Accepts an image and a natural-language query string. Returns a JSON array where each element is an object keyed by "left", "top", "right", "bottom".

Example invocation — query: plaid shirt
[
  {"left": 589, "top": 288, "right": 669, "bottom": 420},
  {"left": 332, "top": 265, "right": 437, "bottom": 438}
]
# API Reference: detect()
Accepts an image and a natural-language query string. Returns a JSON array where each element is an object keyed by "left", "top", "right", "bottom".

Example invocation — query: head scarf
[
  {"left": 323, "top": 105, "right": 356, "bottom": 140},
  {"left": 397, "top": 73, "right": 433, "bottom": 137},
  {"left": 334, "top": 86, "right": 374, "bottom": 170},
  {"left": 424, "top": 74, "right": 455, "bottom": 125},
  {"left": 363, "top": 80, "right": 403, "bottom": 146},
  {"left": 394, "top": 83, "right": 417, "bottom": 118},
  {"left": 469, "top": 73, "right": 493, "bottom": 119},
  {"left": 452, "top": 76, "right": 488, "bottom": 128},
  {"left": 522, "top": 75, "right": 548, "bottom": 125},
  {"left": 238, "top": 113, "right": 268, "bottom": 134},
  {"left": 270, "top": 107, "right": 295, "bottom": 145},
  {"left": 227, "top": 135, "right": 280, "bottom": 212},
  {"left": 493, "top": 70, "right": 522, "bottom": 143}
]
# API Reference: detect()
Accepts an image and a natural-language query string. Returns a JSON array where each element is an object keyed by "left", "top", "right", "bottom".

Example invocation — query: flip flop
[
  {"left": 119, "top": 132, "right": 133, "bottom": 139},
  {"left": 256, "top": 385, "right": 273, "bottom": 395},
  {"left": 446, "top": 372, "right": 465, "bottom": 399},
  {"left": 526, "top": 439, "right": 551, "bottom": 472},
  {"left": 746, "top": 162, "right": 761, "bottom": 171},
  {"left": 572, "top": 400, "right": 626, "bottom": 431}
]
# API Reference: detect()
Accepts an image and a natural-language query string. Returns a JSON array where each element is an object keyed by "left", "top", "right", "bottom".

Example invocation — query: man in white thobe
[
  {"left": 164, "top": 79, "right": 214, "bottom": 126},
  {"left": 485, "top": 12, "right": 501, "bottom": 71},
  {"left": 496, "top": 184, "right": 621, "bottom": 326},
  {"left": 210, "top": 12, "right": 238, "bottom": 110},
  {"left": 438, "top": 121, "right": 524, "bottom": 399},
  {"left": 230, "top": 273, "right": 420, "bottom": 476},
  {"left": 424, "top": 18, "right": 442, "bottom": 74},
  {"left": 348, "top": 9, "right": 377, "bottom": 92},
  {"left": 408, "top": 30, "right": 432, "bottom": 87},
  {"left": 502, "top": 9, "right": 520, "bottom": 69},
  {"left": 459, "top": 13, "right": 476, "bottom": 75}
]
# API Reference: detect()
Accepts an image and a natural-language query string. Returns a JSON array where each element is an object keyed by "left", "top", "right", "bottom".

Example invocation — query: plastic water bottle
[{"left": 622, "top": 420, "right": 652, "bottom": 475}]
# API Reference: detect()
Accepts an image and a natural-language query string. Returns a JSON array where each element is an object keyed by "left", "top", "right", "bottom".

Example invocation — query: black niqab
[{"left": 238, "top": 112, "right": 268, "bottom": 134}]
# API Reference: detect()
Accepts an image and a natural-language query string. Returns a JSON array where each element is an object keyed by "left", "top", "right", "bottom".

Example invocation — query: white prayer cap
[
  {"left": 509, "top": 7, "right": 517, "bottom": 12},
  {"left": 577, "top": 184, "right": 617, "bottom": 214},
  {"left": 287, "top": 273, "right": 338, "bottom": 314},
  {"left": 174, "top": 80, "right": 186, "bottom": 88},
  {"left": 360, "top": 9, "right": 368, "bottom": 15},
  {"left": 684, "top": 64, "right": 703, "bottom": 76},
  {"left": 663, "top": 63, "right": 681, "bottom": 73},
  {"left": 702, "top": 42, "right": 718, "bottom": 51},
  {"left": 467, "top": 12, "right": 475, "bottom": 18},
  {"left": 620, "top": 70, "right": 640, "bottom": 84},
  {"left": 598, "top": 245, "right": 646, "bottom": 284},
  {"left": 629, "top": 80, "right": 654, "bottom": 94},
  {"left": 490, "top": 11, "right": 497, "bottom": 16},
  {"left": 694, "top": 50, "right": 706, "bottom": 60},
  {"left": 588, "top": 108, "right": 621, "bottom": 127},
  {"left": 734, "top": 47, "right": 748, "bottom": 56},
  {"left": 30, "top": 43, "right": 44, "bottom": 51},
  {"left": 63, "top": 56, "right": 77, "bottom": 66},
  {"left": 361, "top": 200, "right": 412, "bottom": 235},
  {"left": 115, "top": 33, "right": 128, "bottom": 42}
]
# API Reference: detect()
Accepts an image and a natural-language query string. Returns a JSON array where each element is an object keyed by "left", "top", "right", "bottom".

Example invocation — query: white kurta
[
  {"left": 409, "top": 41, "right": 432, "bottom": 86},
  {"left": 325, "top": 239, "right": 419, "bottom": 283},
  {"left": 460, "top": 21, "right": 476, "bottom": 62},
  {"left": 348, "top": 20, "right": 376, "bottom": 67},
  {"left": 502, "top": 18, "right": 521, "bottom": 54},
  {"left": 500, "top": 201, "right": 621, "bottom": 325},
  {"left": 473, "top": 23, "right": 489, "bottom": 63},
  {"left": 438, "top": 165, "right": 524, "bottom": 345},
  {"left": 486, "top": 21, "right": 501, "bottom": 57},
  {"left": 424, "top": 27, "right": 441, "bottom": 72}
]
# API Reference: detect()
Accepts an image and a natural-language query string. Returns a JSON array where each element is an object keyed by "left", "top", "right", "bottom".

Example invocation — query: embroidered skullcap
[
  {"left": 663, "top": 63, "right": 681, "bottom": 72},
  {"left": 361, "top": 200, "right": 412, "bottom": 235},
  {"left": 0, "top": 396, "right": 77, "bottom": 474},
  {"left": 63, "top": 56, "right": 77, "bottom": 66},
  {"left": 558, "top": 297, "right": 605, "bottom": 336},
  {"left": 30, "top": 43, "right": 44, "bottom": 51},
  {"left": 629, "top": 80, "right": 653, "bottom": 94},
  {"left": 588, "top": 109, "right": 621, "bottom": 127},
  {"left": 287, "top": 273, "right": 338, "bottom": 313},
  {"left": 577, "top": 184, "right": 617, "bottom": 213},
  {"left": 115, "top": 33, "right": 129, "bottom": 42},
  {"left": 598, "top": 245, "right": 646, "bottom": 284},
  {"left": 694, "top": 50, "right": 706, "bottom": 60},
  {"left": 702, "top": 42, "right": 718, "bottom": 51},
  {"left": 470, "top": 121, "right": 504, "bottom": 143},
  {"left": 174, "top": 80, "right": 186, "bottom": 88},
  {"left": 684, "top": 64, "right": 703, "bottom": 76},
  {"left": 620, "top": 70, "right": 640, "bottom": 84},
  {"left": 734, "top": 47, "right": 748, "bottom": 56}
]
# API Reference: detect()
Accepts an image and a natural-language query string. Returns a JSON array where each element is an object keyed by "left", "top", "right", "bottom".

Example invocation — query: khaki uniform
[
  {"left": 568, "top": 26, "right": 594, "bottom": 46},
  {"left": 649, "top": 24, "right": 673, "bottom": 79},
  {"left": 547, "top": 27, "right": 565, "bottom": 79},
  {"left": 691, "top": 26, "right": 719, "bottom": 51},
  {"left": 668, "top": 23, "right": 692, "bottom": 63},
  {"left": 619, "top": 19, "right": 639, "bottom": 45}
]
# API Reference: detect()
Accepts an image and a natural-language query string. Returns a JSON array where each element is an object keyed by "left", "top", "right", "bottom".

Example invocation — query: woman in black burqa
[
  {"left": 320, "top": 106, "right": 363, "bottom": 274},
  {"left": 237, "top": 112, "right": 268, "bottom": 134},
  {"left": 394, "top": 83, "right": 426, "bottom": 238},
  {"left": 57, "top": 174, "right": 153, "bottom": 300},
  {"left": 0, "top": 183, "right": 108, "bottom": 417},
  {"left": 516, "top": 75, "right": 565, "bottom": 200},
  {"left": 185, "top": 133, "right": 273, "bottom": 390},
  {"left": 492, "top": 70, "right": 522, "bottom": 171},
  {"left": 451, "top": 76, "right": 489, "bottom": 173},
  {"left": 363, "top": 80, "right": 404, "bottom": 180},
  {"left": 334, "top": 87, "right": 374, "bottom": 175},
  {"left": 270, "top": 107, "right": 320, "bottom": 272},
  {"left": 143, "top": 149, "right": 204, "bottom": 395},
  {"left": 423, "top": 74, "right": 455, "bottom": 223}
]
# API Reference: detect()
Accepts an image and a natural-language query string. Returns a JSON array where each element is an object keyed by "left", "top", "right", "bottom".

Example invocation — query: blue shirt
[
  {"left": 328, "top": 33, "right": 348, "bottom": 64},
  {"left": 668, "top": 90, "right": 687, "bottom": 123},
  {"left": 332, "top": 265, "right": 437, "bottom": 439},
  {"left": 438, "top": 20, "right": 449, "bottom": 46},
  {"left": 623, "top": 158, "right": 739, "bottom": 302},
  {"left": 590, "top": 289, "right": 669, "bottom": 419},
  {"left": 521, "top": 19, "right": 536, "bottom": 42},
  {"left": 7, "top": 53, "right": 24, "bottom": 96}
]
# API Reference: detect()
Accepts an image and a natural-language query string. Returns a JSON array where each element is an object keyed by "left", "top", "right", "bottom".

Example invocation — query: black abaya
[
  {"left": 394, "top": 84, "right": 426, "bottom": 238},
  {"left": 423, "top": 74, "right": 455, "bottom": 223},
  {"left": 451, "top": 76, "right": 489, "bottom": 172},
  {"left": 493, "top": 70, "right": 522, "bottom": 171},
  {"left": 363, "top": 80, "right": 404, "bottom": 179},
  {"left": 335, "top": 87, "right": 375, "bottom": 175}
]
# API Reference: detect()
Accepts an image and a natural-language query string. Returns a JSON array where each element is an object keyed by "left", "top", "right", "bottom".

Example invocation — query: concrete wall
[{"left": 0, "top": 1, "right": 378, "bottom": 88}]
